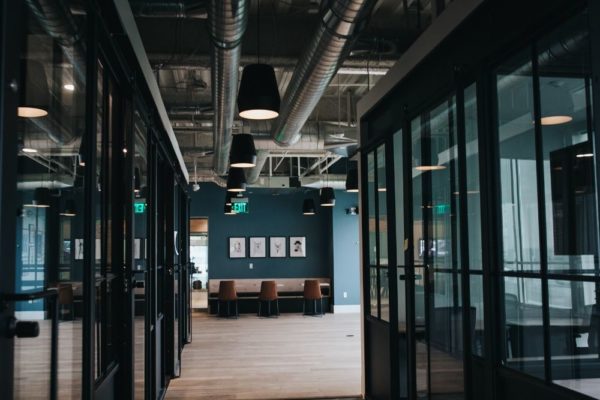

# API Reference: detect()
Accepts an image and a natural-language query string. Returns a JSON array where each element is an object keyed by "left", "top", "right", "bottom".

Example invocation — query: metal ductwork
[
  {"left": 194, "top": 172, "right": 227, "bottom": 188},
  {"left": 300, "top": 174, "right": 347, "bottom": 190},
  {"left": 271, "top": 0, "right": 376, "bottom": 146},
  {"left": 130, "top": 1, "right": 207, "bottom": 19},
  {"left": 208, "top": 0, "right": 248, "bottom": 175},
  {"left": 246, "top": 150, "right": 269, "bottom": 184},
  {"left": 25, "top": 0, "right": 86, "bottom": 85}
]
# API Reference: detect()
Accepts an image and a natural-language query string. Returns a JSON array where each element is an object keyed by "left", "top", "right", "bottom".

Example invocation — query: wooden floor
[{"left": 165, "top": 312, "right": 362, "bottom": 400}]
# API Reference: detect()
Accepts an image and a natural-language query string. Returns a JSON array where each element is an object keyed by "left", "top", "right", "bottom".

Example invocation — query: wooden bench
[{"left": 208, "top": 278, "right": 331, "bottom": 313}]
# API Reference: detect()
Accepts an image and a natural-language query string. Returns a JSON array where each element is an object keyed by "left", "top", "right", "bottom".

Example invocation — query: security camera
[{"left": 192, "top": 183, "right": 200, "bottom": 192}]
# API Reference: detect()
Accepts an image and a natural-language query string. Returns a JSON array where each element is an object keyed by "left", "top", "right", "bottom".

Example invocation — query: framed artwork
[
  {"left": 289, "top": 236, "right": 306, "bottom": 258},
  {"left": 75, "top": 238, "right": 84, "bottom": 260},
  {"left": 249, "top": 237, "right": 266, "bottom": 258},
  {"left": 229, "top": 237, "right": 246, "bottom": 258},
  {"left": 269, "top": 237, "right": 286, "bottom": 258}
]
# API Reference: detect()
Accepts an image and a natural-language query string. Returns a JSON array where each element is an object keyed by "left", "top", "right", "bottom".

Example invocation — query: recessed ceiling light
[{"left": 63, "top": 84, "right": 75, "bottom": 91}]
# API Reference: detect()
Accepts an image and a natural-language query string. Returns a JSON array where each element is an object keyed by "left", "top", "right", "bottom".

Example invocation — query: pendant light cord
[{"left": 257, "top": 0, "right": 261, "bottom": 65}]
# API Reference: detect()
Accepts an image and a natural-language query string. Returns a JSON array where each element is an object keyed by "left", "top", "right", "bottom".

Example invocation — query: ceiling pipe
[
  {"left": 25, "top": 0, "right": 86, "bottom": 85},
  {"left": 245, "top": 150, "right": 269, "bottom": 184},
  {"left": 300, "top": 174, "right": 347, "bottom": 190},
  {"left": 208, "top": 0, "right": 248, "bottom": 175},
  {"left": 271, "top": 0, "right": 376, "bottom": 146},
  {"left": 130, "top": 1, "right": 207, "bottom": 19}
]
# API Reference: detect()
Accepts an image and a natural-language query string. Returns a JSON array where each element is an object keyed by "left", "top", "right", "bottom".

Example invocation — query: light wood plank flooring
[{"left": 166, "top": 312, "right": 362, "bottom": 400}]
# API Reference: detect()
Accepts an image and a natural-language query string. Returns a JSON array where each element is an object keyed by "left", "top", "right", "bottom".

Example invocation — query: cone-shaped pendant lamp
[
  {"left": 302, "top": 198, "right": 316, "bottom": 215},
  {"left": 320, "top": 187, "right": 336, "bottom": 207},
  {"left": 18, "top": 60, "right": 49, "bottom": 118},
  {"left": 226, "top": 167, "right": 247, "bottom": 192},
  {"left": 346, "top": 168, "right": 359, "bottom": 192},
  {"left": 230, "top": 133, "right": 257, "bottom": 167},
  {"left": 236, "top": 0, "right": 279, "bottom": 120},
  {"left": 60, "top": 199, "right": 77, "bottom": 217},
  {"left": 237, "top": 64, "right": 280, "bottom": 120}
]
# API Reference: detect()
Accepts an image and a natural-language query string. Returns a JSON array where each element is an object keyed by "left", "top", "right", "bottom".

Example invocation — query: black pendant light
[
  {"left": 540, "top": 82, "right": 574, "bottom": 126},
  {"left": 302, "top": 198, "right": 316, "bottom": 215},
  {"left": 345, "top": 166, "right": 359, "bottom": 193},
  {"left": 33, "top": 187, "right": 51, "bottom": 208},
  {"left": 224, "top": 203, "right": 236, "bottom": 215},
  {"left": 226, "top": 167, "right": 247, "bottom": 192},
  {"left": 60, "top": 199, "right": 77, "bottom": 217},
  {"left": 238, "top": 64, "right": 280, "bottom": 120},
  {"left": 237, "top": 0, "right": 280, "bottom": 120},
  {"left": 230, "top": 133, "right": 257, "bottom": 168},
  {"left": 320, "top": 187, "right": 336, "bottom": 207},
  {"left": 18, "top": 60, "right": 49, "bottom": 118}
]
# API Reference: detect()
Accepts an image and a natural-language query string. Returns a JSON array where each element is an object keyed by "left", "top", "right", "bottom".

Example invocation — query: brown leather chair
[
  {"left": 58, "top": 283, "right": 74, "bottom": 320},
  {"left": 303, "top": 279, "right": 323, "bottom": 316},
  {"left": 258, "top": 280, "right": 279, "bottom": 317},
  {"left": 217, "top": 280, "right": 238, "bottom": 318}
]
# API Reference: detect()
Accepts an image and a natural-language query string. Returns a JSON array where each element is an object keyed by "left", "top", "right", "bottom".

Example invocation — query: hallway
[{"left": 165, "top": 313, "right": 361, "bottom": 400}]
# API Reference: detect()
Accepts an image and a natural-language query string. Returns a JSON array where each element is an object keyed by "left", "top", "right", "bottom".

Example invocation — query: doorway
[{"left": 189, "top": 218, "right": 208, "bottom": 311}]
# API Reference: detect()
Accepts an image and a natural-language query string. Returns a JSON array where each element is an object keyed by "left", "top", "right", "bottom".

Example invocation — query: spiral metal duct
[
  {"left": 208, "top": 0, "right": 248, "bottom": 174},
  {"left": 271, "top": 0, "right": 375, "bottom": 146}
]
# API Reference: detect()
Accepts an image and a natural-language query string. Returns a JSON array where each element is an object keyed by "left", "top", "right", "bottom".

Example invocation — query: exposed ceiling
[{"left": 131, "top": 0, "right": 439, "bottom": 185}]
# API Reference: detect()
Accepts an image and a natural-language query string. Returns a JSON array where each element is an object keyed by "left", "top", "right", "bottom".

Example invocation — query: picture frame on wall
[
  {"left": 289, "top": 236, "right": 306, "bottom": 258},
  {"left": 229, "top": 237, "right": 246, "bottom": 258},
  {"left": 269, "top": 237, "right": 286, "bottom": 258},
  {"left": 249, "top": 237, "right": 266, "bottom": 258}
]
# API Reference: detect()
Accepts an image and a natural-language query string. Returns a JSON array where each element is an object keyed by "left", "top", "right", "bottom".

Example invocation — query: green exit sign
[
  {"left": 434, "top": 203, "right": 450, "bottom": 215},
  {"left": 231, "top": 202, "right": 248, "bottom": 214},
  {"left": 134, "top": 202, "right": 147, "bottom": 214}
]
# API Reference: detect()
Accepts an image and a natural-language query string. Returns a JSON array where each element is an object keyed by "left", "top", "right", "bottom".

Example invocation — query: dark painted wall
[
  {"left": 189, "top": 183, "right": 333, "bottom": 279},
  {"left": 332, "top": 191, "right": 360, "bottom": 306}
]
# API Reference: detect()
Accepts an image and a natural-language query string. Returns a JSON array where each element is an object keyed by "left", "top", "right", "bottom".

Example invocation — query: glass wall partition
[
  {"left": 411, "top": 95, "right": 466, "bottom": 399},
  {"left": 13, "top": 2, "right": 88, "bottom": 398},
  {"left": 133, "top": 109, "right": 148, "bottom": 399},
  {"left": 366, "top": 145, "right": 390, "bottom": 323},
  {"left": 496, "top": 11, "right": 600, "bottom": 398}
]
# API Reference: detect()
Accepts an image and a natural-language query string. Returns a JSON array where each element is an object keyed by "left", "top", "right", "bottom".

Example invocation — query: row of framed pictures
[{"left": 229, "top": 236, "right": 306, "bottom": 259}]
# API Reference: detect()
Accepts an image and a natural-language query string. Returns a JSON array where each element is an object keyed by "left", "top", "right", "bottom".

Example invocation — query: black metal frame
[
  {"left": 0, "top": 1, "right": 192, "bottom": 400},
  {"left": 359, "top": 1, "right": 599, "bottom": 400}
]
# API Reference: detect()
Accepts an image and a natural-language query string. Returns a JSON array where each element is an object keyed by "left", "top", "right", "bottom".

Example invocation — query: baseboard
[{"left": 333, "top": 305, "right": 360, "bottom": 313}]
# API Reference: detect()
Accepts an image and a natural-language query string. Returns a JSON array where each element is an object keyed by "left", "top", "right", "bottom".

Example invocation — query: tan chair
[
  {"left": 303, "top": 279, "right": 323, "bottom": 316},
  {"left": 217, "top": 280, "right": 238, "bottom": 318},
  {"left": 258, "top": 281, "right": 279, "bottom": 317},
  {"left": 58, "top": 283, "right": 74, "bottom": 320}
]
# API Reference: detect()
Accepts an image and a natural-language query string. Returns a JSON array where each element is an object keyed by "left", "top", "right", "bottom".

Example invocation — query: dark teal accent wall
[
  {"left": 332, "top": 191, "right": 360, "bottom": 306},
  {"left": 189, "top": 183, "right": 333, "bottom": 279}
]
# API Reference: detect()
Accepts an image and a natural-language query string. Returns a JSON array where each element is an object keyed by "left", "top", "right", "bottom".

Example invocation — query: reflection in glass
[
  {"left": 370, "top": 267, "right": 378, "bottom": 318},
  {"left": 497, "top": 51, "right": 541, "bottom": 273},
  {"left": 502, "top": 277, "right": 545, "bottom": 378},
  {"left": 133, "top": 111, "right": 148, "bottom": 399},
  {"left": 368, "top": 152, "right": 377, "bottom": 266},
  {"left": 549, "top": 280, "right": 600, "bottom": 397},
  {"left": 537, "top": 18, "right": 598, "bottom": 276},
  {"left": 377, "top": 145, "right": 388, "bottom": 266},
  {"left": 14, "top": 1, "right": 87, "bottom": 398},
  {"left": 470, "top": 275, "right": 484, "bottom": 356},
  {"left": 379, "top": 268, "right": 389, "bottom": 322},
  {"left": 394, "top": 130, "right": 408, "bottom": 396}
]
